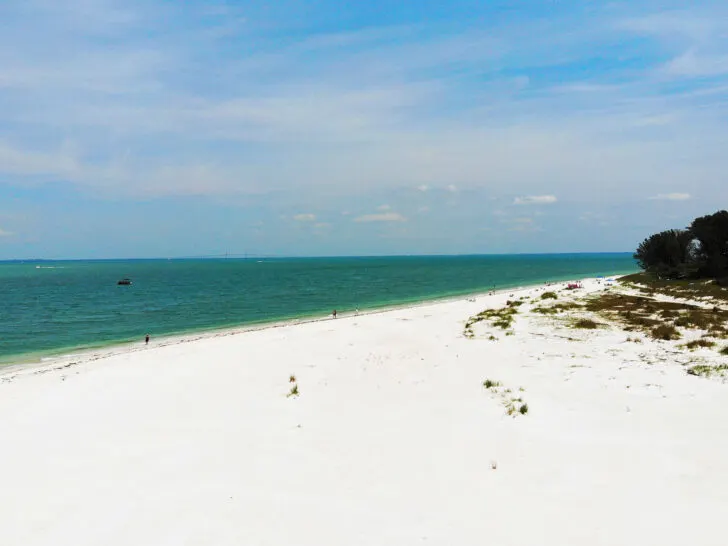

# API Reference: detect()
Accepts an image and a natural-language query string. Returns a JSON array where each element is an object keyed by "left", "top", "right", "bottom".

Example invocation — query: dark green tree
[
  {"left": 690, "top": 210, "right": 728, "bottom": 278},
  {"left": 634, "top": 229, "right": 696, "bottom": 279}
]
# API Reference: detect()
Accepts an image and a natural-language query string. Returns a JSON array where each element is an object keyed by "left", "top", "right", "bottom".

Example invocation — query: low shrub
[
  {"left": 651, "top": 324, "right": 681, "bottom": 340},
  {"left": 684, "top": 339, "right": 716, "bottom": 350},
  {"left": 674, "top": 313, "right": 712, "bottom": 329},
  {"left": 573, "top": 318, "right": 599, "bottom": 329},
  {"left": 541, "top": 291, "right": 558, "bottom": 300},
  {"left": 630, "top": 316, "right": 661, "bottom": 328}
]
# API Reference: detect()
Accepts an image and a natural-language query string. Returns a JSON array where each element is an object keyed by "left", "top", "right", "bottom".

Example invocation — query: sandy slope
[{"left": 1, "top": 278, "right": 727, "bottom": 545}]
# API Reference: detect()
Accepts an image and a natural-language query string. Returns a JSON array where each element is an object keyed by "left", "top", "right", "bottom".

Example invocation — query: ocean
[{"left": 0, "top": 253, "right": 636, "bottom": 365}]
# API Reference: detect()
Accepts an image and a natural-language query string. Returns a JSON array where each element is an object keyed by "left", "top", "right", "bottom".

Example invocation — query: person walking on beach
[
  {"left": 332, "top": 309, "right": 337, "bottom": 319},
  {"left": 145, "top": 333, "right": 150, "bottom": 345}
]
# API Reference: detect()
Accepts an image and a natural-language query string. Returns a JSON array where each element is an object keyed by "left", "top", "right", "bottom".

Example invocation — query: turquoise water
[{"left": 0, "top": 254, "right": 636, "bottom": 365}]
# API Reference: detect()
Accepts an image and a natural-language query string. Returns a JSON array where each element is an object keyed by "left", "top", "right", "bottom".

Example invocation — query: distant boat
[{"left": 117, "top": 278, "right": 132, "bottom": 286}]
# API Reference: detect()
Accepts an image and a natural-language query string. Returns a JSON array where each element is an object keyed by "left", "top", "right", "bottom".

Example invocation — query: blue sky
[{"left": 1, "top": 0, "right": 727, "bottom": 258}]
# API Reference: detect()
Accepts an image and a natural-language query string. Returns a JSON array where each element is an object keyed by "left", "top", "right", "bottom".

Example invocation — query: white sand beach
[{"left": 2, "top": 277, "right": 728, "bottom": 545}]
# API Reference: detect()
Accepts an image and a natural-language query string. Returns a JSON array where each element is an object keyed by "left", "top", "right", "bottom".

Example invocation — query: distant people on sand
[
  {"left": 332, "top": 309, "right": 337, "bottom": 319},
  {"left": 145, "top": 333, "right": 150, "bottom": 345}
]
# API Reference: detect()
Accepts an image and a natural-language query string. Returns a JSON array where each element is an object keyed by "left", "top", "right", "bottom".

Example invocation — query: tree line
[{"left": 634, "top": 210, "right": 728, "bottom": 282}]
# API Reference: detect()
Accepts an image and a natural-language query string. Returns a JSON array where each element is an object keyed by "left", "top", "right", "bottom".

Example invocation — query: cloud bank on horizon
[{"left": 0, "top": 0, "right": 726, "bottom": 258}]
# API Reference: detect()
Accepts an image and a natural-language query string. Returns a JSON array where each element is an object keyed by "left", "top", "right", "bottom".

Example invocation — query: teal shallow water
[{"left": 0, "top": 254, "right": 636, "bottom": 365}]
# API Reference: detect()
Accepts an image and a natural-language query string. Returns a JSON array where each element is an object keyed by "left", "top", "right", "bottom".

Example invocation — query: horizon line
[{"left": 1, "top": 251, "right": 635, "bottom": 262}]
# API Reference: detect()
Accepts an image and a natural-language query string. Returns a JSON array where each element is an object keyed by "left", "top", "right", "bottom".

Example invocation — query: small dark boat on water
[{"left": 117, "top": 278, "right": 132, "bottom": 286}]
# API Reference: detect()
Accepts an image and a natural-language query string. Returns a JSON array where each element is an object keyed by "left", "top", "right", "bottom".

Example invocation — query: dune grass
[{"left": 465, "top": 305, "right": 519, "bottom": 337}]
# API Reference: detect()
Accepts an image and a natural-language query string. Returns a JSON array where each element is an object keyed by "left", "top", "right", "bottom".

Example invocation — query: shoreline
[
  {"left": 0, "top": 272, "right": 627, "bottom": 378},
  {"left": 2, "top": 272, "right": 726, "bottom": 545}
]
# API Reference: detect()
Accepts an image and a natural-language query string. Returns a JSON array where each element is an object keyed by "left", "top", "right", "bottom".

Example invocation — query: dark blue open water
[{"left": 0, "top": 254, "right": 636, "bottom": 365}]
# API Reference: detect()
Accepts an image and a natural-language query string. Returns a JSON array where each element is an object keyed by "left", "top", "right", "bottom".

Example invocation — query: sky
[{"left": 1, "top": 0, "right": 727, "bottom": 259}]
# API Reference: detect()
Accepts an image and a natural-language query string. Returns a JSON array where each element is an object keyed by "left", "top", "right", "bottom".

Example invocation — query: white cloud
[
  {"left": 513, "top": 195, "right": 557, "bottom": 205},
  {"left": 293, "top": 213, "right": 317, "bottom": 221},
  {"left": 377, "top": 204, "right": 391, "bottom": 211},
  {"left": 663, "top": 50, "right": 728, "bottom": 78},
  {"left": 354, "top": 212, "right": 407, "bottom": 223},
  {"left": 0, "top": 228, "right": 13, "bottom": 237},
  {"left": 417, "top": 206, "right": 430, "bottom": 214},
  {"left": 650, "top": 193, "right": 691, "bottom": 201},
  {"left": 0, "top": 1, "right": 727, "bottom": 214},
  {"left": 446, "top": 184, "right": 458, "bottom": 193}
]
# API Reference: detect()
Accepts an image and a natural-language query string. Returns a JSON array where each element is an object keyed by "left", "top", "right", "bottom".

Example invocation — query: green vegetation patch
[
  {"left": 541, "top": 291, "right": 558, "bottom": 300},
  {"left": 532, "top": 306, "right": 558, "bottom": 315},
  {"left": 572, "top": 318, "right": 600, "bottom": 330},
  {"left": 465, "top": 305, "right": 519, "bottom": 337},
  {"left": 621, "top": 272, "right": 728, "bottom": 303},
  {"left": 483, "top": 380, "right": 529, "bottom": 417},
  {"left": 584, "top": 292, "right": 728, "bottom": 337},
  {"left": 687, "top": 364, "right": 728, "bottom": 378},
  {"left": 683, "top": 339, "right": 716, "bottom": 350},
  {"left": 532, "top": 302, "right": 584, "bottom": 315}
]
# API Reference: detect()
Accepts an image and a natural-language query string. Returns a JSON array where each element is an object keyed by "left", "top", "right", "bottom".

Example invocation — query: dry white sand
[{"left": 2, "top": 278, "right": 728, "bottom": 545}]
